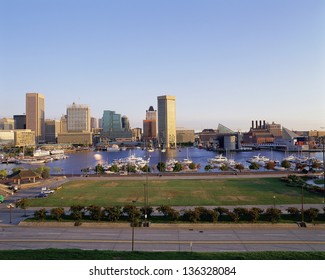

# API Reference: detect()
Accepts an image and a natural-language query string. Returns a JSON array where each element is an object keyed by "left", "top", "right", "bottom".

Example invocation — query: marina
[{"left": 0, "top": 147, "right": 323, "bottom": 175}]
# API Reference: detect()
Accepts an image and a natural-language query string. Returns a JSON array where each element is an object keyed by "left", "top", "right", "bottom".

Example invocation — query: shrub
[
  {"left": 183, "top": 209, "right": 200, "bottom": 223},
  {"left": 304, "top": 208, "right": 319, "bottom": 223},
  {"left": 34, "top": 208, "right": 47, "bottom": 221},
  {"left": 214, "top": 207, "right": 229, "bottom": 215},
  {"left": 140, "top": 206, "right": 154, "bottom": 218},
  {"left": 123, "top": 204, "right": 141, "bottom": 222},
  {"left": 248, "top": 207, "right": 264, "bottom": 223},
  {"left": 69, "top": 205, "right": 85, "bottom": 221},
  {"left": 87, "top": 205, "right": 103, "bottom": 221},
  {"left": 104, "top": 206, "right": 122, "bottom": 222},
  {"left": 51, "top": 207, "right": 65, "bottom": 221},
  {"left": 286, "top": 207, "right": 300, "bottom": 217},
  {"left": 265, "top": 207, "right": 282, "bottom": 223}
]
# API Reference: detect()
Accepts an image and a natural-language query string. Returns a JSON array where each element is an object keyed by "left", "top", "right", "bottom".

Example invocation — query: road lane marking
[{"left": 1, "top": 239, "right": 325, "bottom": 245}]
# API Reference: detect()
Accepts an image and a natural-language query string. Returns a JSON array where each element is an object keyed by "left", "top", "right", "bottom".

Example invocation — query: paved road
[{"left": 0, "top": 225, "right": 324, "bottom": 252}]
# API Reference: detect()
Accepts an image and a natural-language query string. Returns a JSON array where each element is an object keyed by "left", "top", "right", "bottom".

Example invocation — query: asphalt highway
[{"left": 0, "top": 225, "right": 324, "bottom": 252}]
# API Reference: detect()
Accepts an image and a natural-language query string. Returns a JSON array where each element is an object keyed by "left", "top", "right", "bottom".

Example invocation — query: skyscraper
[
  {"left": 67, "top": 103, "right": 91, "bottom": 132},
  {"left": 157, "top": 95, "right": 176, "bottom": 149},
  {"left": 26, "top": 93, "right": 45, "bottom": 143},
  {"left": 143, "top": 106, "right": 157, "bottom": 142},
  {"left": 102, "top": 110, "right": 122, "bottom": 132}
]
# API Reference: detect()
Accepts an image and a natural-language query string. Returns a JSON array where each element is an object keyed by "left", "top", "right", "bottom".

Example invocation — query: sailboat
[{"left": 182, "top": 148, "right": 193, "bottom": 165}]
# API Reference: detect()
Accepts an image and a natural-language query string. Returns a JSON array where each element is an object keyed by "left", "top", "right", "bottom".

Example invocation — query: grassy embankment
[
  {"left": 0, "top": 249, "right": 325, "bottom": 260},
  {"left": 28, "top": 177, "right": 324, "bottom": 207}
]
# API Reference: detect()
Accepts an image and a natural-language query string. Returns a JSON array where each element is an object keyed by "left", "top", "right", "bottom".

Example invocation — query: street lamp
[
  {"left": 131, "top": 200, "right": 136, "bottom": 252},
  {"left": 7, "top": 203, "right": 14, "bottom": 224},
  {"left": 320, "top": 136, "right": 325, "bottom": 205},
  {"left": 301, "top": 183, "right": 304, "bottom": 224},
  {"left": 273, "top": 196, "right": 276, "bottom": 208}
]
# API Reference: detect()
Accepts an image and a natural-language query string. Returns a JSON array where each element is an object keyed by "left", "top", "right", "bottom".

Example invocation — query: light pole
[
  {"left": 320, "top": 136, "right": 325, "bottom": 205},
  {"left": 301, "top": 183, "right": 304, "bottom": 223},
  {"left": 273, "top": 196, "right": 276, "bottom": 208},
  {"left": 131, "top": 200, "right": 136, "bottom": 252},
  {"left": 7, "top": 203, "right": 14, "bottom": 224}
]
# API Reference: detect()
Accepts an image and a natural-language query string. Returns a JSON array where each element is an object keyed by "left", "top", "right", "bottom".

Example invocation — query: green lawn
[{"left": 28, "top": 178, "right": 324, "bottom": 207}]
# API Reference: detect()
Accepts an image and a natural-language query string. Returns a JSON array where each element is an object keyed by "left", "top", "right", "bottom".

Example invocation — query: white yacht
[
  {"left": 247, "top": 154, "right": 270, "bottom": 165},
  {"left": 208, "top": 154, "right": 228, "bottom": 164}
]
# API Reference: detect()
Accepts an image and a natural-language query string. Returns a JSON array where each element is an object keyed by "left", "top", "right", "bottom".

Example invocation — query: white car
[{"left": 41, "top": 189, "right": 55, "bottom": 194}]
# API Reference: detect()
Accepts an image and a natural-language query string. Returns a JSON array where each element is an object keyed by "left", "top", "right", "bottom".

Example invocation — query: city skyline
[{"left": 1, "top": 0, "right": 324, "bottom": 131}]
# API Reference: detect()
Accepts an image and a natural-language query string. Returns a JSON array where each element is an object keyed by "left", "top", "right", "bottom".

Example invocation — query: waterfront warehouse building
[
  {"left": 157, "top": 95, "right": 176, "bottom": 149},
  {"left": 26, "top": 93, "right": 45, "bottom": 144}
]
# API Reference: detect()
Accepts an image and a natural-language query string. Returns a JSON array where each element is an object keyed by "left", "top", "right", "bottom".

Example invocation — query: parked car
[
  {"left": 0, "top": 195, "right": 4, "bottom": 203},
  {"left": 35, "top": 193, "right": 48, "bottom": 198},
  {"left": 42, "top": 189, "right": 55, "bottom": 194}
]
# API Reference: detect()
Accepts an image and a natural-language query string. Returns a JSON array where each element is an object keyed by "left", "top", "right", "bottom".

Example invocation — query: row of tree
[{"left": 32, "top": 204, "right": 325, "bottom": 225}]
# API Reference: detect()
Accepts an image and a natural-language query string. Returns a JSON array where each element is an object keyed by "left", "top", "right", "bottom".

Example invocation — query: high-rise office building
[
  {"left": 67, "top": 103, "right": 91, "bottom": 132},
  {"left": 143, "top": 106, "right": 157, "bottom": 142},
  {"left": 121, "top": 115, "right": 130, "bottom": 131},
  {"left": 102, "top": 110, "right": 122, "bottom": 132},
  {"left": 157, "top": 95, "right": 176, "bottom": 149},
  {"left": 14, "top": 115, "right": 26, "bottom": 129},
  {"left": 45, "top": 119, "right": 61, "bottom": 143},
  {"left": 26, "top": 93, "right": 45, "bottom": 143}
]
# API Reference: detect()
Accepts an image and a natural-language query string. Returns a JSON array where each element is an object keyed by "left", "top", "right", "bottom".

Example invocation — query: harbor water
[{"left": 1, "top": 148, "right": 323, "bottom": 175}]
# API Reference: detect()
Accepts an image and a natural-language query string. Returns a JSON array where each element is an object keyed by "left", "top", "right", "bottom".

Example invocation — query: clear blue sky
[{"left": 1, "top": 0, "right": 324, "bottom": 131}]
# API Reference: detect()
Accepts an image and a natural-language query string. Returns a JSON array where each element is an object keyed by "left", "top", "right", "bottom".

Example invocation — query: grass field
[
  {"left": 28, "top": 178, "right": 324, "bottom": 207},
  {"left": 0, "top": 249, "right": 324, "bottom": 260}
]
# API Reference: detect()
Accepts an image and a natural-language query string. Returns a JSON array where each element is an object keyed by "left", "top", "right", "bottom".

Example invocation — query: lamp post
[
  {"left": 321, "top": 136, "right": 325, "bottom": 205},
  {"left": 301, "top": 183, "right": 304, "bottom": 223},
  {"left": 131, "top": 200, "right": 136, "bottom": 252},
  {"left": 7, "top": 203, "right": 14, "bottom": 224},
  {"left": 273, "top": 196, "right": 276, "bottom": 208}
]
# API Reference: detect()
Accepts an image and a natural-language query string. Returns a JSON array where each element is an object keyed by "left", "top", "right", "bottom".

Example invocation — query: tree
[
  {"left": 51, "top": 207, "right": 65, "bottom": 221},
  {"left": 15, "top": 198, "right": 30, "bottom": 217},
  {"left": 265, "top": 161, "right": 275, "bottom": 170},
  {"left": 195, "top": 207, "right": 218, "bottom": 222},
  {"left": 281, "top": 160, "right": 291, "bottom": 169},
  {"left": 286, "top": 207, "right": 300, "bottom": 219},
  {"left": 204, "top": 165, "right": 212, "bottom": 171},
  {"left": 265, "top": 207, "right": 282, "bottom": 223},
  {"left": 157, "top": 162, "right": 166, "bottom": 172},
  {"left": 249, "top": 162, "right": 260, "bottom": 170},
  {"left": 233, "top": 207, "right": 249, "bottom": 220},
  {"left": 234, "top": 163, "right": 244, "bottom": 172},
  {"left": 140, "top": 206, "right": 154, "bottom": 218},
  {"left": 156, "top": 205, "right": 180, "bottom": 221},
  {"left": 304, "top": 208, "right": 319, "bottom": 223},
  {"left": 36, "top": 166, "right": 50, "bottom": 179},
  {"left": 183, "top": 209, "right": 200, "bottom": 223},
  {"left": 34, "top": 208, "right": 47, "bottom": 221},
  {"left": 219, "top": 164, "right": 229, "bottom": 171},
  {"left": 173, "top": 162, "right": 183, "bottom": 172},
  {"left": 214, "top": 207, "right": 229, "bottom": 216},
  {"left": 188, "top": 162, "right": 197, "bottom": 170},
  {"left": 94, "top": 164, "right": 105, "bottom": 174},
  {"left": 123, "top": 204, "right": 141, "bottom": 225},
  {"left": 0, "top": 169, "right": 7, "bottom": 179},
  {"left": 141, "top": 165, "right": 151, "bottom": 173},
  {"left": 87, "top": 205, "right": 103, "bottom": 221},
  {"left": 248, "top": 207, "right": 264, "bottom": 223},
  {"left": 104, "top": 206, "right": 122, "bottom": 222},
  {"left": 109, "top": 164, "right": 119, "bottom": 173},
  {"left": 69, "top": 205, "right": 85, "bottom": 224}
]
